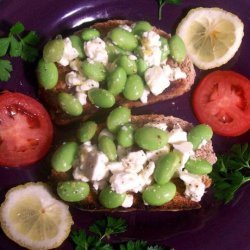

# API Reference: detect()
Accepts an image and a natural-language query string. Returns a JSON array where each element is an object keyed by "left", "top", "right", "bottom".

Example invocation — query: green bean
[
  {"left": 77, "top": 121, "right": 97, "bottom": 143},
  {"left": 109, "top": 27, "right": 138, "bottom": 51},
  {"left": 185, "top": 159, "right": 212, "bottom": 175},
  {"left": 136, "top": 58, "right": 148, "bottom": 76},
  {"left": 37, "top": 59, "right": 58, "bottom": 89},
  {"left": 154, "top": 152, "right": 180, "bottom": 185},
  {"left": 107, "top": 66, "right": 127, "bottom": 96},
  {"left": 142, "top": 182, "right": 176, "bottom": 206},
  {"left": 81, "top": 60, "right": 106, "bottom": 82},
  {"left": 117, "top": 123, "right": 134, "bottom": 148},
  {"left": 57, "top": 92, "right": 83, "bottom": 116},
  {"left": 123, "top": 74, "right": 144, "bottom": 101},
  {"left": 57, "top": 181, "right": 90, "bottom": 202},
  {"left": 169, "top": 35, "right": 186, "bottom": 63},
  {"left": 43, "top": 39, "right": 64, "bottom": 63},
  {"left": 132, "top": 21, "right": 152, "bottom": 35},
  {"left": 135, "top": 127, "right": 169, "bottom": 151},
  {"left": 117, "top": 55, "right": 137, "bottom": 75},
  {"left": 187, "top": 124, "right": 213, "bottom": 149},
  {"left": 88, "top": 88, "right": 115, "bottom": 108},
  {"left": 51, "top": 142, "right": 78, "bottom": 172},
  {"left": 69, "top": 35, "right": 85, "bottom": 58},
  {"left": 98, "top": 136, "right": 117, "bottom": 161},
  {"left": 107, "top": 106, "right": 131, "bottom": 133},
  {"left": 81, "top": 28, "right": 100, "bottom": 41},
  {"left": 99, "top": 186, "right": 126, "bottom": 208}
]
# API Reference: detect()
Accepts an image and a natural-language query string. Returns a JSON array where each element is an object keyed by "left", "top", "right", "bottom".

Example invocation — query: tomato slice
[
  {"left": 192, "top": 71, "right": 250, "bottom": 136},
  {"left": 0, "top": 92, "right": 53, "bottom": 167}
]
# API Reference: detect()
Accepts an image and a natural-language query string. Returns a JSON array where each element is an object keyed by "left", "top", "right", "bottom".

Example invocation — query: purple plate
[{"left": 0, "top": 0, "right": 250, "bottom": 249}]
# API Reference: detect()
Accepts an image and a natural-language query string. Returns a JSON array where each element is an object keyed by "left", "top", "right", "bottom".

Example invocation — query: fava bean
[
  {"left": 185, "top": 159, "right": 212, "bottom": 175},
  {"left": 136, "top": 58, "right": 148, "bottom": 76},
  {"left": 142, "top": 182, "right": 176, "bottom": 206},
  {"left": 37, "top": 59, "right": 58, "bottom": 89},
  {"left": 169, "top": 35, "right": 186, "bottom": 63},
  {"left": 77, "top": 121, "right": 97, "bottom": 143},
  {"left": 51, "top": 142, "right": 78, "bottom": 172},
  {"left": 57, "top": 181, "right": 90, "bottom": 202},
  {"left": 132, "top": 21, "right": 152, "bottom": 35},
  {"left": 99, "top": 186, "right": 126, "bottom": 208},
  {"left": 109, "top": 28, "right": 138, "bottom": 51},
  {"left": 43, "top": 39, "right": 64, "bottom": 63},
  {"left": 117, "top": 55, "right": 137, "bottom": 75},
  {"left": 154, "top": 152, "right": 180, "bottom": 185},
  {"left": 135, "top": 127, "right": 169, "bottom": 151},
  {"left": 69, "top": 35, "right": 85, "bottom": 58},
  {"left": 82, "top": 60, "right": 106, "bottom": 82},
  {"left": 107, "top": 67, "right": 127, "bottom": 96},
  {"left": 107, "top": 106, "right": 131, "bottom": 133},
  {"left": 81, "top": 28, "right": 100, "bottom": 41},
  {"left": 98, "top": 136, "right": 117, "bottom": 161},
  {"left": 123, "top": 74, "right": 144, "bottom": 101},
  {"left": 58, "top": 92, "right": 83, "bottom": 116},
  {"left": 187, "top": 124, "right": 213, "bottom": 149},
  {"left": 88, "top": 88, "right": 115, "bottom": 108},
  {"left": 160, "top": 37, "right": 170, "bottom": 62},
  {"left": 117, "top": 123, "right": 134, "bottom": 148}
]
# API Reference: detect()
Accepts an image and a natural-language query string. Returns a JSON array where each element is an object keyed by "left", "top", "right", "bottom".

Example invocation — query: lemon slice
[
  {"left": 176, "top": 7, "right": 244, "bottom": 69},
  {"left": 0, "top": 182, "right": 73, "bottom": 250}
]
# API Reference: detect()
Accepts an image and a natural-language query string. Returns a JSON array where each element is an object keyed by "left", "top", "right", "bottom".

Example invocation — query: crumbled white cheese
[
  {"left": 162, "top": 65, "right": 186, "bottom": 81},
  {"left": 198, "top": 139, "right": 208, "bottom": 149},
  {"left": 75, "top": 92, "right": 88, "bottom": 105},
  {"left": 119, "top": 24, "right": 132, "bottom": 32},
  {"left": 141, "top": 31, "right": 162, "bottom": 67},
  {"left": 144, "top": 66, "right": 170, "bottom": 95},
  {"left": 84, "top": 37, "right": 108, "bottom": 65},
  {"left": 146, "top": 145, "right": 170, "bottom": 162},
  {"left": 128, "top": 54, "right": 137, "bottom": 61},
  {"left": 140, "top": 87, "right": 150, "bottom": 104},
  {"left": 173, "top": 141, "right": 194, "bottom": 172},
  {"left": 73, "top": 143, "right": 109, "bottom": 182},
  {"left": 121, "top": 150, "right": 147, "bottom": 173},
  {"left": 107, "top": 161, "right": 124, "bottom": 173},
  {"left": 59, "top": 37, "right": 79, "bottom": 66},
  {"left": 138, "top": 161, "right": 155, "bottom": 188},
  {"left": 122, "top": 194, "right": 134, "bottom": 208},
  {"left": 98, "top": 129, "right": 115, "bottom": 140},
  {"left": 75, "top": 79, "right": 99, "bottom": 92},
  {"left": 144, "top": 122, "right": 168, "bottom": 131},
  {"left": 179, "top": 170, "right": 205, "bottom": 202},
  {"left": 110, "top": 172, "right": 143, "bottom": 194},
  {"left": 65, "top": 71, "right": 85, "bottom": 87},
  {"left": 168, "top": 126, "right": 188, "bottom": 144}
]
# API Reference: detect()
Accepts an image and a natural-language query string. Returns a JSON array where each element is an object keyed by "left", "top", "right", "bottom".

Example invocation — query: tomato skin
[
  {"left": 0, "top": 92, "right": 53, "bottom": 167},
  {"left": 192, "top": 71, "right": 250, "bottom": 137}
]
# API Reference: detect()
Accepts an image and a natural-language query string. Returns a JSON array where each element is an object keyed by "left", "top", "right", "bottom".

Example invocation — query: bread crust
[
  {"left": 39, "top": 20, "right": 196, "bottom": 125},
  {"left": 49, "top": 115, "right": 217, "bottom": 211}
]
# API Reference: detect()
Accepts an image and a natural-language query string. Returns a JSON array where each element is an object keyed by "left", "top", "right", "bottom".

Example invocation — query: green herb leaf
[
  {"left": 89, "top": 216, "right": 127, "bottom": 239},
  {"left": 0, "top": 38, "right": 10, "bottom": 57},
  {"left": 0, "top": 59, "right": 13, "bottom": 81},
  {"left": 9, "top": 36, "right": 22, "bottom": 57},
  {"left": 210, "top": 143, "right": 250, "bottom": 203},
  {"left": 22, "top": 31, "right": 39, "bottom": 46},
  {"left": 20, "top": 43, "right": 39, "bottom": 62},
  {"left": 120, "top": 240, "right": 148, "bottom": 250},
  {"left": 10, "top": 22, "right": 25, "bottom": 35},
  {"left": 157, "top": 0, "right": 182, "bottom": 20}
]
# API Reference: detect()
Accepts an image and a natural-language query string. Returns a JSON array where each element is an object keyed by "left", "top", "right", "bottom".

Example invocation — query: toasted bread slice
[
  {"left": 39, "top": 20, "right": 196, "bottom": 125},
  {"left": 49, "top": 115, "right": 216, "bottom": 211}
]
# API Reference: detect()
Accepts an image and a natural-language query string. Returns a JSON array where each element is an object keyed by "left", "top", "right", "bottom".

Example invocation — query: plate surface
[{"left": 0, "top": 0, "right": 250, "bottom": 249}]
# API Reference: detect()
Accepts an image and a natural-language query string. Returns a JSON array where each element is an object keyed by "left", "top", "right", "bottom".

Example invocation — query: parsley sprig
[
  {"left": 71, "top": 216, "right": 169, "bottom": 250},
  {"left": 210, "top": 143, "right": 250, "bottom": 203},
  {"left": 0, "top": 22, "right": 39, "bottom": 82},
  {"left": 157, "top": 0, "right": 182, "bottom": 20}
]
